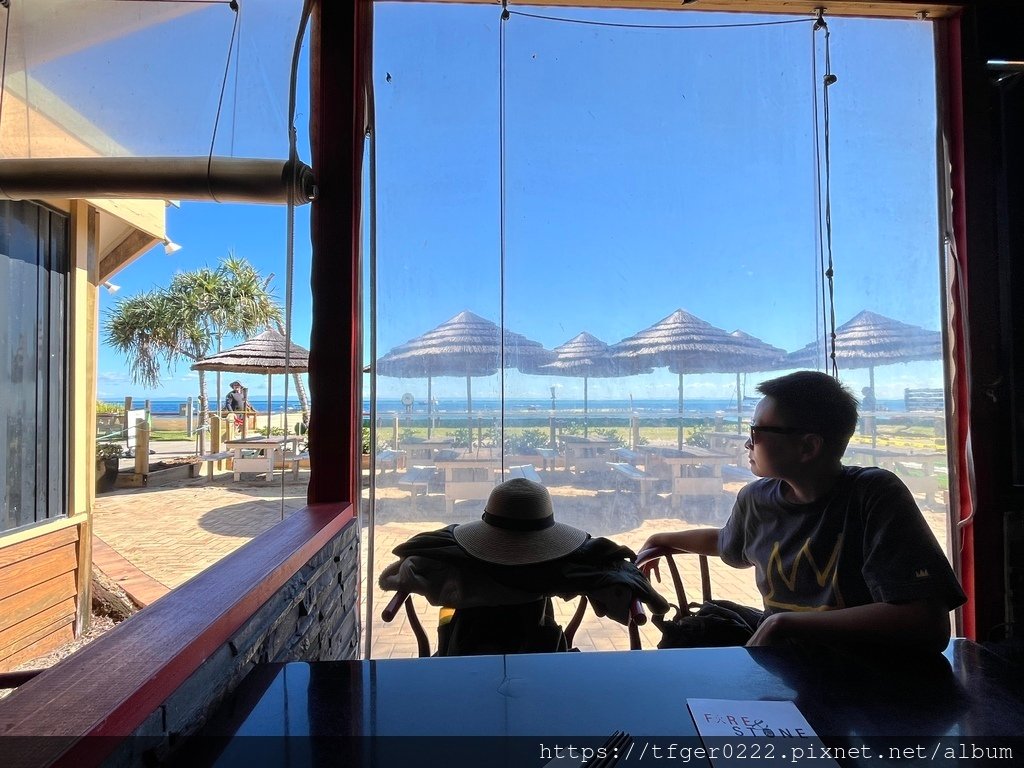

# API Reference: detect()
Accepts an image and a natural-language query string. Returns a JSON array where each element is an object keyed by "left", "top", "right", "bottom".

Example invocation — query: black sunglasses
[{"left": 749, "top": 425, "right": 810, "bottom": 444}]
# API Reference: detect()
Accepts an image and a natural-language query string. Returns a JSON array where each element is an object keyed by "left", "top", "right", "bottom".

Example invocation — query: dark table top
[{"left": 179, "top": 640, "right": 1024, "bottom": 767}]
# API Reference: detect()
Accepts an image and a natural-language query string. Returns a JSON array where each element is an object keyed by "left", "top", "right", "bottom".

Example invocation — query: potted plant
[{"left": 96, "top": 443, "right": 125, "bottom": 493}]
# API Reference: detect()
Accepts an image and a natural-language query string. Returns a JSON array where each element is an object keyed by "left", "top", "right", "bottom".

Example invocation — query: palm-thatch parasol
[
  {"left": 784, "top": 310, "right": 943, "bottom": 448},
  {"left": 191, "top": 327, "right": 309, "bottom": 435},
  {"left": 537, "top": 332, "right": 652, "bottom": 437},
  {"left": 784, "top": 309, "right": 943, "bottom": 395},
  {"left": 374, "top": 310, "right": 554, "bottom": 433},
  {"left": 717, "top": 330, "right": 788, "bottom": 433},
  {"left": 610, "top": 309, "right": 786, "bottom": 448}
]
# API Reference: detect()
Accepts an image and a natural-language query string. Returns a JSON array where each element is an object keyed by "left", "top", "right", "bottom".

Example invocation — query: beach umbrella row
[{"left": 364, "top": 308, "right": 944, "bottom": 447}]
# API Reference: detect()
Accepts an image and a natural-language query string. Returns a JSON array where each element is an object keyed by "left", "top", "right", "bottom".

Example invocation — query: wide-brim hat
[{"left": 452, "top": 478, "right": 589, "bottom": 565}]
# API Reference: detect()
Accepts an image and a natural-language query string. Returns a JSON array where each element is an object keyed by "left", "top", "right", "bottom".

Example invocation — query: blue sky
[{"left": 75, "top": 3, "right": 942, "bottom": 404}]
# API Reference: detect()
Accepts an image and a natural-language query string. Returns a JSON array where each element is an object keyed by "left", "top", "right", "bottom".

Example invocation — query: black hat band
[{"left": 482, "top": 512, "right": 555, "bottom": 532}]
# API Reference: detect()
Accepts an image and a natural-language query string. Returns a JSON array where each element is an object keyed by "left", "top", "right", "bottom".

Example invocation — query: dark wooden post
[{"left": 307, "top": 0, "right": 372, "bottom": 505}]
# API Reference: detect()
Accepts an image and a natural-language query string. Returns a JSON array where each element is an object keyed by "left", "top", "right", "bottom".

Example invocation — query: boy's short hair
[{"left": 756, "top": 371, "right": 858, "bottom": 458}]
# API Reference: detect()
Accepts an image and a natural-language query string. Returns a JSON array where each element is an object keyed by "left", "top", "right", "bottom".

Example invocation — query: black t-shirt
[
  {"left": 225, "top": 391, "right": 245, "bottom": 412},
  {"left": 718, "top": 466, "right": 966, "bottom": 616}
]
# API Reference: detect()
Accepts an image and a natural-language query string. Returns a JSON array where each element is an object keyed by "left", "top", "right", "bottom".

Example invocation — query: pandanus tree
[{"left": 104, "top": 254, "right": 309, "bottom": 437}]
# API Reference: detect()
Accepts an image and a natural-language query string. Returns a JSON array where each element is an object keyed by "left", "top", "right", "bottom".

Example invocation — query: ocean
[{"left": 105, "top": 396, "right": 908, "bottom": 416}]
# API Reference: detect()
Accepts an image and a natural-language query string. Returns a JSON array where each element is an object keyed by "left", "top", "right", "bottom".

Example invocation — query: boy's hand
[
  {"left": 745, "top": 612, "right": 792, "bottom": 646},
  {"left": 635, "top": 548, "right": 663, "bottom": 582}
]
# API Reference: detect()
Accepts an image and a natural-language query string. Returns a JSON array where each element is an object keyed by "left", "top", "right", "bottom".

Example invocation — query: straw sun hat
[{"left": 452, "top": 478, "right": 589, "bottom": 565}]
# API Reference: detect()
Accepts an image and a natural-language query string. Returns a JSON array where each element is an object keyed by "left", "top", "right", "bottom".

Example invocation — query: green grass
[{"left": 149, "top": 430, "right": 192, "bottom": 441}]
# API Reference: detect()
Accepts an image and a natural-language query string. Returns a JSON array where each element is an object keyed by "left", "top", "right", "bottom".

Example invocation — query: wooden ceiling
[{"left": 421, "top": 0, "right": 965, "bottom": 21}]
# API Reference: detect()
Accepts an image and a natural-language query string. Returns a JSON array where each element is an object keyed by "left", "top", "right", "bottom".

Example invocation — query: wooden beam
[
  {"left": 418, "top": 0, "right": 964, "bottom": 20},
  {"left": 98, "top": 229, "right": 158, "bottom": 282}
]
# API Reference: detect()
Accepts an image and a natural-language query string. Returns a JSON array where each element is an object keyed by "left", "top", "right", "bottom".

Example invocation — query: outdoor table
[
  {"left": 181, "top": 640, "right": 1024, "bottom": 767},
  {"left": 706, "top": 430, "right": 751, "bottom": 460},
  {"left": 843, "top": 444, "right": 946, "bottom": 505},
  {"left": 560, "top": 435, "right": 618, "bottom": 473},
  {"left": 402, "top": 439, "right": 455, "bottom": 463},
  {"left": 224, "top": 436, "right": 299, "bottom": 482},
  {"left": 434, "top": 458, "right": 502, "bottom": 515},
  {"left": 643, "top": 445, "right": 734, "bottom": 511},
  {"left": 845, "top": 445, "right": 947, "bottom": 504}
]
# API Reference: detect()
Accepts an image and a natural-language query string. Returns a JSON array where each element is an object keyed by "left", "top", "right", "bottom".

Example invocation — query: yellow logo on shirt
[{"left": 763, "top": 536, "right": 845, "bottom": 612}]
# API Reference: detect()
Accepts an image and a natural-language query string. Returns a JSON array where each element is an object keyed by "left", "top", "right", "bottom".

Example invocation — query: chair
[
  {"left": 397, "top": 465, "right": 435, "bottom": 508},
  {"left": 381, "top": 590, "right": 648, "bottom": 657},
  {"left": 636, "top": 546, "right": 713, "bottom": 609}
]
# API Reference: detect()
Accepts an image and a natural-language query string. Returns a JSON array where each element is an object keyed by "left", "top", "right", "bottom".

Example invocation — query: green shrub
[
  {"left": 504, "top": 429, "right": 548, "bottom": 454},
  {"left": 96, "top": 401, "right": 122, "bottom": 414},
  {"left": 688, "top": 423, "right": 711, "bottom": 449},
  {"left": 590, "top": 428, "right": 623, "bottom": 444},
  {"left": 96, "top": 443, "right": 125, "bottom": 460}
]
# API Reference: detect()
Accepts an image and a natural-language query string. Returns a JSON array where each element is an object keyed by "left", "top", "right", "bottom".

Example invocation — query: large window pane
[
  {"left": 366, "top": 4, "right": 948, "bottom": 657},
  {"left": 0, "top": 200, "right": 68, "bottom": 532}
]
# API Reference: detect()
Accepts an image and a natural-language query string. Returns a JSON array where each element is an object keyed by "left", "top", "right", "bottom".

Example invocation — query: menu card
[{"left": 686, "top": 699, "right": 840, "bottom": 767}]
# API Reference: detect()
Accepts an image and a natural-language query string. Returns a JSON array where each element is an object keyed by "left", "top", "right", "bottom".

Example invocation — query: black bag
[
  {"left": 652, "top": 599, "right": 763, "bottom": 649},
  {"left": 435, "top": 599, "right": 571, "bottom": 656}
]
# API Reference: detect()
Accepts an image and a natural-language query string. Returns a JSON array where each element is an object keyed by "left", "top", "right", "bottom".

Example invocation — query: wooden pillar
[
  {"left": 307, "top": 0, "right": 371, "bottom": 505},
  {"left": 133, "top": 419, "right": 150, "bottom": 476}
]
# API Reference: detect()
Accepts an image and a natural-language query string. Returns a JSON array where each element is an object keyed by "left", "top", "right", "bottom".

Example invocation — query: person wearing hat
[
  {"left": 224, "top": 381, "right": 247, "bottom": 431},
  {"left": 380, "top": 478, "right": 668, "bottom": 655}
]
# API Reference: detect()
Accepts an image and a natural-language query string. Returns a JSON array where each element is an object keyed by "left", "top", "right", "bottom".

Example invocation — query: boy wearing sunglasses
[{"left": 638, "top": 370, "right": 964, "bottom": 651}]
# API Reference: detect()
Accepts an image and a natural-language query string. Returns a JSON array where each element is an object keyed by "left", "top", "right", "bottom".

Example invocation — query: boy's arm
[
  {"left": 636, "top": 528, "right": 721, "bottom": 579},
  {"left": 747, "top": 598, "right": 951, "bottom": 652}
]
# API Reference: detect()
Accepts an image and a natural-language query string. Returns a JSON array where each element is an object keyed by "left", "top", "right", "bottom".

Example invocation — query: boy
[{"left": 638, "top": 371, "right": 965, "bottom": 651}]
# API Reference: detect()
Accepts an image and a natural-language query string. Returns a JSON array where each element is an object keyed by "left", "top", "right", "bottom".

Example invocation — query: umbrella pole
[
  {"left": 736, "top": 372, "right": 743, "bottom": 434},
  {"left": 427, "top": 376, "right": 433, "bottom": 439},
  {"left": 677, "top": 372, "right": 685, "bottom": 450},
  {"left": 870, "top": 366, "right": 877, "bottom": 450},
  {"left": 583, "top": 376, "right": 589, "bottom": 438},
  {"left": 267, "top": 375, "right": 273, "bottom": 437},
  {"left": 466, "top": 375, "right": 473, "bottom": 440}
]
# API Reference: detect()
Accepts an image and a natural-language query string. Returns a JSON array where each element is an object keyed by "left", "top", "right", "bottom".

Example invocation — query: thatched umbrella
[
  {"left": 610, "top": 309, "right": 785, "bottom": 448},
  {"left": 537, "top": 332, "right": 651, "bottom": 437},
  {"left": 191, "top": 327, "right": 309, "bottom": 436},
  {"left": 374, "top": 310, "right": 553, "bottom": 434},
  {"left": 784, "top": 310, "right": 943, "bottom": 448},
  {"left": 710, "top": 330, "right": 788, "bottom": 434},
  {"left": 784, "top": 309, "right": 942, "bottom": 395}
]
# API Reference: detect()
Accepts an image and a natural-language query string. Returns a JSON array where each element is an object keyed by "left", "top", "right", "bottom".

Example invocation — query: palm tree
[{"left": 104, "top": 255, "right": 297, "bottom": 439}]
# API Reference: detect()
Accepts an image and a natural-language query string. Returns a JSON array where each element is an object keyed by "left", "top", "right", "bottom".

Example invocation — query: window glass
[{"left": 367, "top": 4, "right": 947, "bottom": 656}]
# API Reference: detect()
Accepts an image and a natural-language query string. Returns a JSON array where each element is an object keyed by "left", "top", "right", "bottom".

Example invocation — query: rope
[
  {"left": 0, "top": 0, "right": 11, "bottom": 138},
  {"left": 813, "top": 10, "right": 839, "bottom": 379},
  {"left": 509, "top": 9, "right": 814, "bottom": 31},
  {"left": 276, "top": 0, "right": 314, "bottom": 521},
  {"left": 206, "top": 0, "right": 241, "bottom": 203},
  {"left": 498, "top": 1, "right": 509, "bottom": 469},
  {"left": 810, "top": 23, "right": 826, "bottom": 370}
]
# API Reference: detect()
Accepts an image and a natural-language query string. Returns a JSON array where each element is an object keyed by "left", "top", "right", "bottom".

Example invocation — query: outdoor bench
[
  {"left": 199, "top": 450, "right": 233, "bottom": 480},
  {"left": 290, "top": 451, "right": 311, "bottom": 480},
  {"left": 607, "top": 461, "right": 656, "bottom": 505}
]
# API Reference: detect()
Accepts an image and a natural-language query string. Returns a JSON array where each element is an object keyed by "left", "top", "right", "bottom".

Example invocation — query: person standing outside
[{"left": 224, "top": 380, "right": 247, "bottom": 432}]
